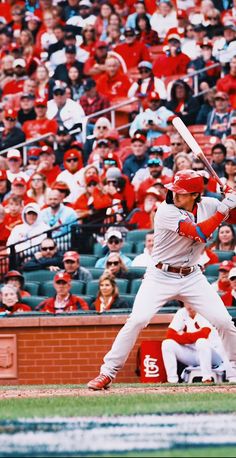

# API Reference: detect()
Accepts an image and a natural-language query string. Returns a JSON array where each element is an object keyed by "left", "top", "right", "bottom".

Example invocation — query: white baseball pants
[
  {"left": 161, "top": 338, "right": 223, "bottom": 383},
  {"left": 101, "top": 264, "right": 236, "bottom": 379}
]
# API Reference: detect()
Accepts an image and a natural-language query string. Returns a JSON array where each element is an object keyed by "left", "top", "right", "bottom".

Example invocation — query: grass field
[{"left": 1, "top": 386, "right": 236, "bottom": 457}]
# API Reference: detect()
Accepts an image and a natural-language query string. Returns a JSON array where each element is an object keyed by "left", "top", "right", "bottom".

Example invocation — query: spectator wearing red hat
[
  {"left": 129, "top": 91, "right": 174, "bottom": 142},
  {"left": 105, "top": 129, "right": 120, "bottom": 152},
  {"left": 187, "top": 38, "right": 220, "bottom": 91},
  {"left": 74, "top": 173, "right": 104, "bottom": 221},
  {"left": 62, "top": 250, "right": 92, "bottom": 282},
  {"left": 0, "top": 109, "right": 25, "bottom": 151},
  {"left": 134, "top": 156, "right": 170, "bottom": 203},
  {"left": 217, "top": 56, "right": 236, "bottom": 110},
  {"left": 6, "top": 149, "right": 29, "bottom": 184},
  {"left": 222, "top": 267, "right": 236, "bottom": 307},
  {"left": 84, "top": 41, "right": 109, "bottom": 81},
  {"left": 3, "top": 176, "right": 35, "bottom": 208},
  {"left": 36, "top": 271, "right": 89, "bottom": 313},
  {"left": 56, "top": 149, "right": 84, "bottom": 202},
  {"left": 122, "top": 133, "right": 149, "bottom": 180},
  {"left": 205, "top": 91, "right": 234, "bottom": 139},
  {"left": 25, "top": 148, "right": 41, "bottom": 178},
  {"left": 51, "top": 181, "right": 74, "bottom": 207},
  {"left": 153, "top": 34, "right": 190, "bottom": 78},
  {"left": 22, "top": 238, "right": 64, "bottom": 272},
  {"left": 4, "top": 270, "right": 30, "bottom": 298},
  {"left": 114, "top": 27, "right": 150, "bottom": 69},
  {"left": 211, "top": 261, "right": 235, "bottom": 295},
  {"left": 96, "top": 56, "right": 131, "bottom": 101},
  {"left": 163, "top": 9, "right": 189, "bottom": 44},
  {"left": 27, "top": 172, "right": 50, "bottom": 207},
  {"left": 36, "top": 145, "right": 61, "bottom": 186},
  {"left": 128, "top": 186, "right": 162, "bottom": 229},
  {"left": 101, "top": 150, "right": 122, "bottom": 181},
  {"left": 22, "top": 97, "right": 58, "bottom": 140}
]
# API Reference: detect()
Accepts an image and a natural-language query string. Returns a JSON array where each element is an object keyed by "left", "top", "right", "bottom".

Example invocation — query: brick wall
[{"left": 0, "top": 314, "right": 173, "bottom": 385}]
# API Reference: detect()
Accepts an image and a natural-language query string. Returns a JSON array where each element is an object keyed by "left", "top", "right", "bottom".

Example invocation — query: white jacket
[
  {"left": 7, "top": 203, "right": 50, "bottom": 252},
  {"left": 46, "top": 98, "right": 86, "bottom": 141}
]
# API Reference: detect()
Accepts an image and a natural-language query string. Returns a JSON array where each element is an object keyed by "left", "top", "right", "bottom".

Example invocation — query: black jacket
[
  {"left": 0, "top": 127, "right": 25, "bottom": 151},
  {"left": 53, "top": 61, "right": 84, "bottom": 85},
  {"left": 22, "top": 252, "right": 64, "bottom": 271}
]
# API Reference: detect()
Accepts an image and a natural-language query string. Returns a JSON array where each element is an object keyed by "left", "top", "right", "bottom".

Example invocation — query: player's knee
[
  {"left": 215, "top": 316, "right": 234, "bottom": 332},
  {"left": 195, "top": 338, "right": 209, "bottom": 351},
  {"left": 128, "top": 313, "right": 149, "bottom": 330},
  {"left": 162, "top": 339, "right": 178, "bottom": 352}
]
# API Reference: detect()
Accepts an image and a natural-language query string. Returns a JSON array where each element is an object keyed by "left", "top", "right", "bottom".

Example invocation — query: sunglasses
[
  {"left": 125, "top": 33, "right": 135, "bottom": 37},
  {"left": 148, "top": 160, "right": 161, "bottom": 166},
  {"left": 5, "top": 117, "right": 16, "bottom": 121},
  {"left": 97, "top": 126, "right": 107, "bottom": 130},
  {"left": 54, "top": 90, "right": 65, "bottom": 96},
  {"left": 171, "top": 142, "right": 182, "bottom": 146},
  {"left": 87, "top": 181, "right": 98, "bottom": 186},
  {"left": 107, "top": 180, "right": 117, "bottom": 185},
  {"left": 66, "top": 158, "right": 78, "bottom": 162},
  {"left": 32, "top": 178, "right": 43, "bottom": 181},
  {"left": 41, "top": 246, "right": 55, "bottom": 251},
  {"left": 55, "top": 280, "right": 67, "bottom": 284},
  {"left": 64, "top": 259, "right": 76, "bottom": 263},
  {"left": 104, "top": 160, "right": 117, "bottom": 165},
  {"left": 139, "top": 69, "right": 150, "bottom": 73},
  {"left": 108, "top": 238, "right": 120, "bottom": 244},
  {"left": 107, "top": 260, "right": 120, "bottom": 266},
  {"left": 215, "top": 97, "right": 226, "bottom": 101}
]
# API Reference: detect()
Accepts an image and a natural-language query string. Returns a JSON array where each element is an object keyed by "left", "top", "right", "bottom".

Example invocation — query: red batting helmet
[{"left": 165, "top": 170, "right": 204, "bottom": 194}]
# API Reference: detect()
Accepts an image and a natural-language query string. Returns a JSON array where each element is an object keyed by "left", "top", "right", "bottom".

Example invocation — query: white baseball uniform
[
  {"left": 100, "top": 197, "right": 236, "bottom": 380},
  {"left": 162, "top": 308, "right": 230, "bottom": 383}
]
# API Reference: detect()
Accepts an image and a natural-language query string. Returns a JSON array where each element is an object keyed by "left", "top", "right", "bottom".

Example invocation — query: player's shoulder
[{"left": 199, "top": 196, "right": 219, "bottom": 210}]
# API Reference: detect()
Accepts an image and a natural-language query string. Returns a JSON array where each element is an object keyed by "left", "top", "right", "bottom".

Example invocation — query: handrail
[
  {"left": 180, "top": 62, "right": 221, "bottom": 96},
  {"left": 85, "top": 96, "right": 139, "bottom": 128}
]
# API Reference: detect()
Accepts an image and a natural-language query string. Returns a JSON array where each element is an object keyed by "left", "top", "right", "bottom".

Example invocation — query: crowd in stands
[{"left": 0, "top": 0, "right": 234, "bottom": 315}]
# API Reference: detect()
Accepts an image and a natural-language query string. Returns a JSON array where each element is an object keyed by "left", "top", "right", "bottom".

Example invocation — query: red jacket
[
  {"left": 217, "top": 74, "right": 236, "bottom": 109},
  {"left": 96, "top": 71, "right": 131, "bottom": 101},
  {"left": 0, "top": 302, "right": 32, "bottom": 314},
  {"left": 114, "top": 41, "right": 151, "bottom": 69},
  {"left": 38, "top": 294, "right": 89, "bottom": 313},
  {"left": 222, "top": 291, "right": 236, "bottom": 307},
  {"left": 153, "top": 52, "right": 190, "bottom": 77},
  {"left": 23, "top": 118, "right": 58, "bottom": 140}
]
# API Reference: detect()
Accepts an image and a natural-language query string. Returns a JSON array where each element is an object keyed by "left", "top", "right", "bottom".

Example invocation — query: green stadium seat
[
  {"left": 204, "top": 264, "right": 220, "bottom": 277},
  {"left": 135, "top": 241, "right": 145, "bottom": 254},
  {"left": 79, "top": 295, "right": 95, "bottom": 307},
  {"left": 86, "top": 278, "right": 129, "bottom": 296},
  {"left": 93, "top": 243, "right": 105, "bottom": 257},
  {"left": 121, "top": 242, "right": 134, "bottom": 254},
  {"left": 39, "top": 280, "right": 85, "bottom": 296},
  {"left": 205, "top": 276, "right": 217, "bottom": 284},
  {"left": 126, "top": 229, "right": 149, "bottom": 243},
  {"left": 130, "top": 278, "right": 142, "bottom": 294},
  {"left": 128, "top": 267, "right": 146, "bottom": 279},
  {"left": 22, "top": 296, "right": 47, "bottom": 309},
  {"left": 24, "top": 270, "right": 56, "bottom": 282},
  {"left": 214, "top": 250, "right": 234, "bottom": 262},
  {"left": 89, "top": 268, "right": 104, "bottom": 279},
  {"left": 124, "top": 253, "right": 136, "bottom": 261},
  {"left": 119, "top": 294, "right": 135, "bottom": 309},
  {"left": 79, "top": 255, "right": 98, "bottom": 268},
  {"left": 24, "top": 282, "right": 40, "bottom": 296}
]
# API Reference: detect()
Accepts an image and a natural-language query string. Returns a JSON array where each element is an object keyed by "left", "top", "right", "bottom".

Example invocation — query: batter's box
[{"left": 0, "top": 335, "right": 17, "bottom": 378}]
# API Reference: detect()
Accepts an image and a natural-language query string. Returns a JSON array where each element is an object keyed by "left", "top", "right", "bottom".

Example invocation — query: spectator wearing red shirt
[
  {"left": 128, "top": 186, "right": 161, "bottom": 229},
  {"left": 84, "top": 41, "right": 109, "bottom": 81},
  {"left": 3, "top": 177, "right": 35, "bottom": 208},
  {"left": 0, "top": 285, "right": 31, "bottom": 315},
  {"left": 135, "top": 156, "right": 170, "bottom": 204},
  {"left": 36, "top": 145, "right": 61, "bottom": 186},
  {"left": 96, "top": 56, "right": 131, "bottom": 101},
  {"left": 114, "top": 27, "right": 151, "bottom": 69},
  {"left": 4, "top": 195, "right": 23, "bottom": 232},
  {"left": 2, "top": 58, "right": 28, "bottom": 97},
  {"left": 22, "top": 97, "right": 58, "bottom": 140},
  {"left": 36, "top": 272, "right": 89, "bottom": 313},
  {"left": 212, "top": 261, "right": 235, "bottom": 296},
  {"left": 153, "top": 34, "right": 190, "bottom": 78},
  {"left": 222, "top": 267, "right": 236, "bottom": 307},
  {"left": 217, "top": 55, "right": 236, "bottom": 109}
]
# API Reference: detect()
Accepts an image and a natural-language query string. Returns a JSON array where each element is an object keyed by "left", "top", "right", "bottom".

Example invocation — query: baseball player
[
  {"left": 88, "top": 170, "right": 236, "bottom": 390},
  {"left": 162, "top": 303, "right": 231, "bottom": 383}
]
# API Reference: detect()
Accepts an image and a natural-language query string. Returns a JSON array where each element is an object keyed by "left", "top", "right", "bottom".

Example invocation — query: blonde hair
[{"left": 97, "top": 272, "right": 119, "bottom": 299}]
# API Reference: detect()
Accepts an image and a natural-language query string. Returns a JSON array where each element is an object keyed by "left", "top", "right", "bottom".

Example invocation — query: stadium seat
[
  {"left": 124, "top": 253, "right": 136, "bottom": 261},
  {"left": 205, "top": 276, "right": 217, "bottom": 284},
  {"left": 204, "top": 264, "right": 220, "bottom": 277},
  {"left": 130, "top": 278, "right": 142, "bottom": 294},
  {"left": 128, "top": 267, "right": 146, "bottom": 279},
  {"left": 89, "top": 268, "right": 104, "bottom": 279},
  {"left": 22, "top": 296, "right": 47, "bottom": 309},
  {"left": 188, "top": 124, "right": 206, "bottom": 134},
  {"left": 79, "top": 255, "right": 98, "bottom": 268},
  {"left": 119, "top": 294, "right": 135, "bottom": 309},
  {"left": 79, "top": 295, "right": 94, "bottom": 307},
  {"left": 135, "top": 241, "right": 145, "bottom": 254},
  {"left": 93, "top": 243, "right": 106, "bottom": 257},
  {"left": 24, "top": 282, "right": 40, "bottom": 296},
  {"left": 86, "top": 279, "right": 129, "bottom": 296},
  {"left": 126, "top": 230, "right": 149, "bottom": 243},
  {"left": 24, "top": 270, "right": 56, "bottom": 282},
  {"left": 213, "top": 251, "right": 234, "bottom": 262},
  {"left": 39, "top": 280, "right": 86, "bottom": 296}
]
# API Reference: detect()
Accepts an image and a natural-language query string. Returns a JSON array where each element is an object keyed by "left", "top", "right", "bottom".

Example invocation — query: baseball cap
[
  {"left": 54, "top": 272, "right": 71, "bottom": 283},
  {"left": 229, "top": 267, "right": 236, "bottom": 279},
  {"left": 95, "top": 41, "right": 108, "bottom": 49},
  {"left": 138, "top": 61, "right": 153, "bottom": 70},
  {"left": 131, "top": 133, "right": 146, "bottom": 143},
  {"left": 145, "top": 186, "right": 161, "bottom": 198},
  {"left": 20, "top": 93, "right": 34, "bottom": 100},
  {"left": 177, "top": 9, "right": 187, "bottom": 19},
  {"left": 57, "top": 125, "right": 69, "bottom": 135},
  {"left": 105, "top": 229, "right": 122, "bottom": 241},
  {"left": 35, "top": 97, "right": 47, "bottom": 107},
  {"left": 64, "top": 149, "right": 81, "bottom": 160},
  {"left": 27, "top": 147, "right": 41, "bottom": 159},
  {"left": 85, "top": 174, "right": 99, "bottom": 185},
  {"left": 167, "top": 33, "right": 181, "bottom": 41},
  {"left": 199, "top": 37, "right": 213, "bottom": 48},
  {"left": 79, "top": 0, "right": 92, "bottom": 7},
  {"left": 219, "top": 260, "right": 234, "bottom": 272},
  {"left": 39, "top": 145, "right": 54, "bottom": 155},
  {"left": 106, "top": 129, "right": 119, "bottom": 142},
  {"left": 13, "top": 58, "right": 26, "bottom": 68},
  {"left": 52, "top": 181, "right": 70, "bottom": 194},
  {"left": 25, "top": 12, "right": 41, "bottom": 22},
  {"left": 53, "top": 81, "right": 67, "bottom": 94},
  {"left": 4, "top": 108, "right": 17, "bottom": 119},
  {"left": 65, "top": 44, "right": 76, "bottom": 54},
  {"left": 97, "top": 139, "right": 109, "bottom": 147},
  {"left": 83, "top": 78, "right": 96, "bottom": 91},
  {"left": 224, "top": 23, "right": 236, "bottom": 31},
  {"left": 215, "top": 91, "right": 229, "bottom": 100},
  {"left": 148, "top": 91, "right": 160, "bottom": 102},
  {"left": 124, "top": 27, "right": 135, "bottom": 36},
  {"left": 148, "top": 146, "right": 164, "bottom": 155},
  {"left": 64, "top": 31, "right": 76, "bottom": 40},
  {"left": 225, "top": 157, "right": 236, "bottom": 165},
  {"left": 63, "top": 251, "right": 79, "bottom": 262},
  {"left": 7, "top": 149, "right": 21, "bottom": 160},
  {"left": 106, "top": 167, "right": 121, "bottom": 181},
  {"left": 25, "top": 204, "right": 38, "bottom": 214},
  {"left": 4, "top": 270, "right": 24, "bottom": 281},
  {"left": 12, "top": 176, "right": 26, "bottom": 186},
  {"left": 0, "top": 170, "right": 7, "bottom": 181}
]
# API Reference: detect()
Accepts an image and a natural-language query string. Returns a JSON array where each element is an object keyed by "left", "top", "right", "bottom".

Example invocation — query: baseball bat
[{"left": 172, "top": 116, "right": 224, "bottom": 188}]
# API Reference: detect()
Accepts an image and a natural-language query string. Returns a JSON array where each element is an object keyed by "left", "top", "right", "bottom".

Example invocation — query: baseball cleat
[
  {"left": 202, "top": 379, "right": 214, "bottom": 384},
  {"left": 87, "top": 374, "right": 112, "bottom": 390}
]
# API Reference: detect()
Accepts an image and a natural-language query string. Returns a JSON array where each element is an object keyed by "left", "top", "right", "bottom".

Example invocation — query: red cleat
[{"left": 87, "top": 374, "right": 112, "bottom": 390}]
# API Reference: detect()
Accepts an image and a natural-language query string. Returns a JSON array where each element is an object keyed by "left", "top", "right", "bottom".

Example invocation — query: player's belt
[{"left": 155, "top": 262, "right": 194, "bottom": 276}]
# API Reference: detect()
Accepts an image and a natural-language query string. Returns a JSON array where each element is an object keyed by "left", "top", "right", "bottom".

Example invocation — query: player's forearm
[
  {"left": 178, "top": 211, "right": 225, "bottom": 243},
  {"left": 166, "top": 327, "right": 211, "bottom": 344}
]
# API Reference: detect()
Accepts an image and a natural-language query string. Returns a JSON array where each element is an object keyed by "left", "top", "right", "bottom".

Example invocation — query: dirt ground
[{"left": 0, "top": 384, "right": 235, "bottom": 399}]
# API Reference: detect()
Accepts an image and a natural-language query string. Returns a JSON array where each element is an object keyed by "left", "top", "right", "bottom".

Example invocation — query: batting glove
[{"left": 217, "top": 193, "right": 236, "bottom": 215}]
